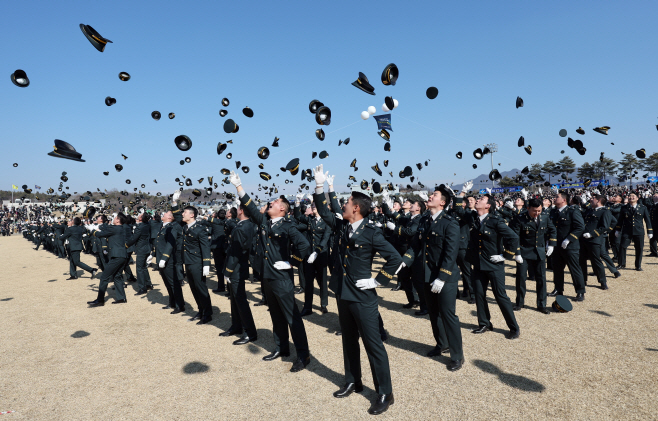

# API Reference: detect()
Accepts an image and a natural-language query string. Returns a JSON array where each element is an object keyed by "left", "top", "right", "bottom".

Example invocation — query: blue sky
[{"left": 2, "top": 0, "right": 657, "bottom": 197}]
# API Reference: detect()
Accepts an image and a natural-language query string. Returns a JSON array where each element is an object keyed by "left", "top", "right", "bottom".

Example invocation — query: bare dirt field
[{"left": 1, "top": 235, "right": 657, "bottom": 420}]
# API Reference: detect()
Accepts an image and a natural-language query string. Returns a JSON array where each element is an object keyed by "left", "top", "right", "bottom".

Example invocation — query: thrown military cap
[
  {"left": 118, "top": 72, "right": 130, "bottom": 81},
  {"left": 383, "top": 160, "right": 389, "bottom": 167},
  {"left": 103, "top": 171, "right": 109, "bottom": 176},
  {"left": 351, "top": 72, "right": 375, "bottom": 95},
  {"left": 524, "top": 145, "right": 532, "bottom": 155},
  {"left": 224, "top": 119, "right": 239, "bottom": 133},
  {"left": 456, "top": 151, "right": 462, "bottom": 159},
  {"left": 426, "top": 87, "right": 438, "bottom": 100},
  {"left": 258, "top": 163, "right": 264, "bottom": 169},
  {"left": 235, "top": 160, "right": 241, "bottom": 169},
  {"left": 489, "top": 169, "right": 502, "bottom": 181},
  {"left": 184, "top": 157, "right": 191, "bottom": 163},
  {"left": 48, "top": 139, "right": 86, "bottom": 162},
  {"left": 125, "top": 179, "right": 131, "bottom": 184},
  {"left": 577, "top": 147, "right": 586, "bottom": 156},
  {"left": 521, "top": 166, "right": 529, "bottom": 174},
  {"left": 309, "top": 100, "right": 324, "bottom": 114},
  {"left": 372, "top": 182, "right": 383, "bottom": 194},
  {"left": 105, "top": 96, "right": 116, "bottom": 106},
  {"left": 12, "top": 163, "right": 17, "bottom": 167},
  {"left": 258, "top": 147, "right": 270, "bottom": 159},
  {"left": 226, "top": 153, "right": 232, "bottom": 159},
  {"left": 175, "top": 135, "right": 192, "bottom": 151},
  {"left": 10, "top": 69, "right": 29, "bottom": 87},
  {"left": 260, "top": 172, "right": 271, "bottom": 181},
  {"left": 516, "top": 96, "right": 523, "bottom": 108},
  {"left": 372, "top": 163, "right": 382, "bottom": 176},
  {"left": 637, "top": 148, "right": 646, "bottom": 159},
  {"left": 272, "top": 137, "right": 280, "bottom": 147},
  {"left": 243, "top": 107, "right": 254, "bottom": 118},
  {"left": 185, "top": 179, "right": 192, "bottom": 186},
  {"left": 381, "top": 63, "right": 398, "bottom": 86},
  {"left": 472, "top": 164, "right": 477, "bottom": 169},
  {"left": 315, "top": 106, "right": 331, "bottom": 126},
  {"left": 360, "top": 180, "right": 369, "bottom": 189},
  {"left": 151, "top": 111, "right": 161, "bottom": 120},
  {"left": 416, "top": 163, "right": 423, "bottom": 170},
  {"left": 80, "top": 24, "right": 112, "bottom": 52},
  {"left": 316, "top": 128, "right": 325, "bottom": 141},
  {"left": 379, "top": 129, "right": 391, "bottom": 141},
  {"left": 473, "top": 148, "right": 483, "bottom": 160},
  {"left": 339, "top": 138, "right": 350, "bottom": 146},
  {"left": 219, "top": 109, "right": 227, "bottom": 117},
  {"left": 593, "top": 126, "right": 610, "bottom": 135},
  {"left": 583, "top": 179, "right": 592, "bottom": 187},
  {"left": 350, "top": 159, "right": 357, "bottom": 168},
  {"left": 384, "top": 96, "right": 395, "bottom": 111},
  {"left": 576, "top": 127, "right": 585, "bottom": 135},
  {"left": 559, "top": 129, "right": 567, "bottom": 137},
  {"left": 552, "top": 295, "right": 572, "bottom": 313},
  {"left": 319, "top": 151, "right": 329, "bottom": 159},
  {"left": 217, "top": 142, "right": 227, "bottom": 155},
  {"left": 517, "top": 136, "right": 525, "bottom": 147},
  {"left": 179, "top": 160, "right": 184, "bottom": 165},
  {"left": 312, "top": 151, "right": 317, "bottom": 159},
  {"left": 242, "top": 166, "right": 250, "bottom": 173},
  {"left": 285, "top": 158, "right": 300, "bottom": 175},
  {"left": 168, "top": 113, "right": 175, "bottom": 119},
  {"left": 403, "top": 166, "right": 413, "bottom": 177}
]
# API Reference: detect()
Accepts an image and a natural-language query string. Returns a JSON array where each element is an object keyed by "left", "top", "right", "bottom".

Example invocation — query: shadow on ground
[
  {"left": 472, "top": 359, "right": 545, "bottom": 392},
  {"left": 182, "top": 361, "right": 210, "bottom": 374}
]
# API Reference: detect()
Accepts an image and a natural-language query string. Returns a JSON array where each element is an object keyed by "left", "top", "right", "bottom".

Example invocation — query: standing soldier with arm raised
[
  {"left": 312, "top": 164, "right": 401, "bottom": 415},
  {"left": 126, "top": 212, "right": 154, "bottom": 295},
  {"left": 59, "top": 218, "right": 98, "bottom": 280},
  {"left": 229, "top": 171, "right": 312, "bottom": 373},
  {"left": 615, "top": 191, "right": 653, "bottom": 271}
]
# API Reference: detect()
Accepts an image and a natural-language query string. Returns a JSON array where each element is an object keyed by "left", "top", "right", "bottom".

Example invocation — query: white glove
[
  {"left": 103, "top": 250, "right": 108, "bottom": 255},
  {"left": 295, "top": 193, "right": 304, "bottom": 203},
  {"left": 593, "top": 189, "right": 600, "bottom": 195},
  {"left": 418, "top": 191, "right": 428, "bottom": 201},
  {"left": 335, "top": 213, "right": 343, "bottom": 220},
  {"left": 313, "top": 164, "right": 327, "bottom": 186},
  {"left": 552, "top": 185, "right": 558, "bottom": 193},
  {"left": 307, "top": 252, "right": 317, "bottom": 264},
  {"left": 615, "top": 231, "right": 620, "bottom": 238},
  {"left": 306, "top": 193, "right": 313, "bottom": 201},
  {"left": 326, "top": 174, "right": 335, "bottom": 187},
  {"left": 355, "top": 278, "right": 379, "bottom": 290},
  {"left": 172, "top": 190, "right": 181, "bottom": 202},
  {"left": 229, "top": 171, "right": 242, "bottom": 188},
  {"left": 273, "top": 261, "right": 292, "bottom": 270},
  {"left": 139, "top": 208, "right": 145, "bottom": 215},
  {"left": 202, "top": 266, "right": 210, "bottom": 277},
  {"left": 375, "top": 222, "right": 382, "bottom": 228},
  {"left": 546, "top": 246, "right": 554, "bottom": 257},
  {"left": 649, "top": 234, "right": 654, "bottom": 239},
  {"left": 224, "top": 276, "right": 231, "bottom": 285},
  {"left": 65, "top": 240, "right": 69, "bottom": 245},
  {"left": 505, "top": 201, "right": 514, "bottom": 210},
  {"left": 514, "top": 255, "right": 523, "bottom": 264},
  {"left": 485, "top": 188, "right": 492, "bottom": 194},
  {"left": 561, "top": 239, "right": 570, "bottom": 249},
  {"left": 395, "top": 262, "right": 406, "bottom": 275},
  {"left": 146, "top": 255, "right": 153, "bottom": 265},
  {"left": 82, "top": 234, "right": 88, "bottom": 237},
  {"left": 430, "top": 279, "right": 445, "bottom": 294},
  {"left": 583, "top": 233, "right": 592, "bottom": 239},
  {"left": 490, "top": 255, "right": 505, "bottom": 263},
  {"left": 462, "top": 181, "right": 473, "bottom": 194},
  {"left": 521, "top": 188, "right": 528, "bottom": 199},
  {"left": 386, "top": 222, "right": 396, "bottom": 230},
  {"left": 159, "top": 260, "right": 166, "bottom": 268},
  {"left": 585, "top": 191, "right": 592, "bottom": 199}
]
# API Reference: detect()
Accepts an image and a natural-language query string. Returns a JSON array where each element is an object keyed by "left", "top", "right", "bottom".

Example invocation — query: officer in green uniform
[
  {"left": 59, "top": 218, "right": 98, "bottom": 280},
  {"left": 127, "top": 212, "right": 153, "bottom": 294},
  {"left": 87, "top": 213, "right": 130, "bottom": 306},
  {"left": 154, "top": 210, "right": 186, "bottom": 313},
  {"left": 399, "top": 185, "right": 464, "bottom": 371},
  {"left": 312, "top": 164, "right": 401, "bottom": 416},
  {"left": 579, "top": 194, "right": 612, "bottom": 289},
  {"left": 648, "top": 193, "right": 658, "bottom": 257},
  {"left": 509, "top": 198, "right": 557, "bottom": 313},
  {"left": 230, "top": 171, "right": 312, "bottom": 373},
  {"left": 615, "top": 192, "right": 653, "bottom": 271}
]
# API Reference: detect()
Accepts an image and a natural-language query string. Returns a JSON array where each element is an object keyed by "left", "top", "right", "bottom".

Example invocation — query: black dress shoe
[
  {"left": 335, "top": 331, "right": 342, "bottom": 336},
  {"left": 127, "top": 277, "right": 137, "bottom": 283},
  {"left": 402, "top": 302, "right": 416, "bottom": 309},
  {"left": 135, "top": 289, "right": 147, "bottom": 295},
  {"left": 368, "top": 393, "right": 394, "bottom": 415},
  {"left": 111, "top": 299, "right": 127, "bottom": 304},
  {"left": 189, "top": 313, "right": 201, "bottom": 321},
  {"left": 447, "top": 359, "right": 464, "bottom": 371},
  {"left": 506, "top": 329, "right": 520, "bottom": 340},
  {"left": 467, "top": 297, "right": 476, "bottom": 305},
  {"left": 636, "top": 267, "right": 643, "bottom": 271},
  {"left": 254, "top": 300, "right": 266, "bottom": 306},
  {"left": 262, "top": 351, "right": 289, "bottom": 361},
  {"left": 196, "top": 316, "right": 212, "bottom": 325},
  {"left": 575, "top": 293, "right": 585, "bottom": 302},
  {"left": 294, "top": 287, "right": 304, "bottom": 295},
  {"left": 427, "top": 346, "right": 449, "bottom": 357},
  {"left": 600, "top": 284, "right": 609, "bottom": 290},
  {"left": 87, "top": 299, "right": 104, "bottom": 307},
  {"left": 321, "top": 306, "right": 328, "bottom": 314},
  {"left": 299, "top": 308, "right": 313, "bottom": 317},
  {"left": 647, "top": 253, "right": 658, "bottom": 257},
  {"left": 513, "top": 304, "right": 523, "bottom": 311},
  {"left": 146, "top": 285, "right": 153, "bottom": 290},
  {"left": 414, "top": 309, "right": 428, "bottom": 316},
  {"left": 290, "top": 356, "right": 311, "bottom": 372},
  {"left": 614, "top": 272, "right": 622, "bottom": 278},
  {"left": 212, "top": 288, "right": 225, "bottom": 294},
  {"left": 170, "top": 308, "right": 183, "bottom": 314},
  {"left": 547, "top": 289, "right": 562, "bottom": 297},
  {"left": 233, "top": 335, "right": 256, "bottom": 345},
  {"left": 471, "top": 325, "right": 492, "bottom": 334},
  {"left": 616, "top": 265, "right": 625, "bottom": 269},
  {"left": 333, "top": 382, "right": 364, "bottom": 398},
  {"left": 537, "top": 307, "right": 550, "bottom": 314},
  {"left": 90, "top": 269, "right": 98, "bottom": 279},
  {"left": 391, "top": 284, "right": 401, "bottom": 291},
  {"left": 162, "top": 305, "right": 172, "bottom": 310},
  {"left": 66, "top": 277, "right": 78, "bottom": 280},
  {"left": 219, "top": 329, "right": 241, "bottom": 337}
]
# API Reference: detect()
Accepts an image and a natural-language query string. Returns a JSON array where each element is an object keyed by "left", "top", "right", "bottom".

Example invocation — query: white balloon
[
  {"left": 393, "top": 99, "right": 399, "bottom": 109},
  {"left": 360, "top": 111, "right": 370, "bottom": 120},
  {"left": 382, "top": 104, "right": 390, "bottom": 112},
  {"left": 367, "top": 106, "right": 376, "bottom": 115}
]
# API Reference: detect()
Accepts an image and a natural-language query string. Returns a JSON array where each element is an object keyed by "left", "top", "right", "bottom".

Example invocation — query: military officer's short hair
[
  {"left": 141, "top": 213, "right": 151, "bottom": 224},
  {"left": 184, "top": 206, "right": 198, "bottom": 218},
  {"left": 116, "top": 212, "right": 129, "bottom": 225},
  {"left": 558, "top": 190, "right": 570, "bottom": 203},
  {"left": 527, "top": 198, "right": 542, "bottom": 208},
  {"left": 351, "top": 192, "right": 372, "bottom": 217},
  {"left": 229, "top": 207, "right": 237, "bottom": 219},
  {"left": 278, "top": 196, "right": 291, "bottom": 213},
  {"left": 483, "top": 194, "right": 497, "bottom": 212},
  {"left": 73, "top": 217, "right": 82, "bottom": 225}
]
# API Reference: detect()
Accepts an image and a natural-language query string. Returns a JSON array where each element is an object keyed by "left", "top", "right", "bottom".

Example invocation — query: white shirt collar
[
  {"left": 187, "top": 221, "right": 196, "bottom": 228},
  {"left": 431, "top": 210, "right": 442, "bottom": 220},
  {"left": 479, "top": 213, "right": 488, "bottom": 222},
  {"left": 270, "top": 216, "right": 283, "bottom": 224},
  {"left": 558, "top": 205, "right": 568, "bottom": 212},
  {"left": 162, "top": 221, "right": 170, "bottom": 226},
  {"left": 351, "top": 219, "right": 364, "bottom": 232}
]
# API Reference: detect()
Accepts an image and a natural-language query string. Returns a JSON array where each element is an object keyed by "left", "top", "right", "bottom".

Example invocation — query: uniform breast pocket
[{"left": 428, "top": 231, "right": 443, "bottom": 244}]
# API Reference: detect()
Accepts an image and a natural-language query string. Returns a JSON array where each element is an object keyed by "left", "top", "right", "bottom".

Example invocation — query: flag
[
  {"left": 11, "top": 185, "right": 18, "bottom": 190},
  {"left": 35, "top": 185, "right": 41, "bottom": 190},
  {"left": 373, "top": 114, "right": 392, "bottom": 131}
]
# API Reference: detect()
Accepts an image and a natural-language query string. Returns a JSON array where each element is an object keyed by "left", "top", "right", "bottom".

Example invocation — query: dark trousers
[
  {"left": 56, "top": 239, "right": 66, "bottom": 257},
  {"left": 397, "top": 265, "right": 417, "bottom": 305},
  {"left": 135, "top": 253, "right": 152, "bottom": 290},
  {"left": 261, "top": 276, "right": 309, "bottom": 359},
  {"left": 552, "top": 247, "right": 585, "bottom": 294},
  {"left": 229, "top": 279, "right": 257, "bottom": 338},
  {"left": 158, "top": 264, "right": 184, "bottom": 309},
  {"left": 515, "top": 258, "right": 546, "bottom": 308},
  {"left": 253, "top": 268, "right": 266, "bottom": 304},
  {"left": 619, "top": 234, "right": 644, "bottom": 269},
  {"left": 295, "top": 265, "right": 305, "bottom": 290},
  {"left": 122, "top": 252, "right": 135, "bottom": 279},
  {"left": 185, "top": 264, "right": 213, "bottom": 317},
  {"left": 424, "top": 282, "right": 463, "bottom": 362},
  {"left": 650, "top": 234, "right": 658, "bottom": 255},
  {"left": 172, "top": 260, "right": 186, "bottom": 309},
  {"left": 611, "top": 234, "right": 621, "bottom": 261},
  {"left": 338, "top": 298, "right": 392, "bottom": 394},
  {"left": 579, "top": 241, "right": 607, "bottom": 286},
  {"left": 600, "top": 245, "right": 619, "bottom": 275},
  {"left": 473, "top": 266, "right": 519, "bottom": 332},
  {"left": 456, "top": 249, "right": 473, "bottom": 296},
  {"left": 69, "top": 250, "right": 95, "bottom": 278},
  {"left": 302, "top": 260, "right": 328, "bottom": 310},
  {"left": 98, "top": 257, "right": 127, "bottom": 301},
  {"left": 212, "top": 248, "right": 227, "bottom": 289}
]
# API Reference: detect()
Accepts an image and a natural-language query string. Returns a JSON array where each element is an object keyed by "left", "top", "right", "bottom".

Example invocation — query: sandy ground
[{"left": 1, "top": 235, "right": 657, "bottom": 420}]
